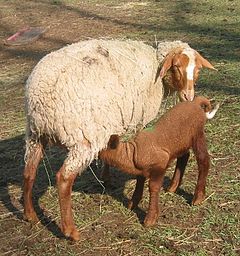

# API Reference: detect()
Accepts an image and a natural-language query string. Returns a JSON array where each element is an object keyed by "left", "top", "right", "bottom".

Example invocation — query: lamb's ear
[
  {"left": 195, "top": 51, "right": 217, "bottom": 70},
  {"left": 108, "top": 135, "right": 120, "bottom": 149},
  {"left": 159, "top": 52, "right": 175, "bottom": 78},
  {"left": 201, "top": 103, "right": 211, "bottom": 112},
  {"left": 199, "top": 98, "right": 212, "bottom": 112}
]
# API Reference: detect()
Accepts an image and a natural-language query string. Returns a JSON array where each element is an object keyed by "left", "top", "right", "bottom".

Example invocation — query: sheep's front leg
[
  {"left": 128, "top": 175, "right": 146, "bottom": 210},
  {"left": 144, "top": 168, "right": 165, "bottom": 227},
  {"left": 23, "top": 142, "right": 43, "bottom": 222},
  {"left": 192, "top": 133, "right": 210, "bottom": 205},
  {"left": 56, "top": 165, "right": 80, "bottom": 241},
  {"left": 168, "top": 152, "right": 190, "bottom": 193}
]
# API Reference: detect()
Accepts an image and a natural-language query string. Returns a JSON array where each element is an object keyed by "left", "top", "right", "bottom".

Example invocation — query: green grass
[{"left": 0, "top": 0, "right": 239, "bottom": 255}]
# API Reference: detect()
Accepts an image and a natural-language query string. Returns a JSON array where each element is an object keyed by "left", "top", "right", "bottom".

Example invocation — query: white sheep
[{"left": 23, "top": 39, "right": 215, "bottom": 241}]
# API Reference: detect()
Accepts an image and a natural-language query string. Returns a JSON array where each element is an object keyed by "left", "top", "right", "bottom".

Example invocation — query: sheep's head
[{"left": 160, "top": 48, "right": 216, "bottom": 101}]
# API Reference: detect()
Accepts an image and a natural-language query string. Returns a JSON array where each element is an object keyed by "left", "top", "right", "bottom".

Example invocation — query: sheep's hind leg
[
  {"left": 23, "top": 141, "right": 43, "bottom": 222},
  {"left": 168, "top": 152, "right": 190, "bottom": 193},
  {"left": 128, "top": 175, "right": 146, "bottom": 210},
  {"left": 192, "top": 133, "right": 210, "bottom": 205},
  {"left": 56, "top": 164, "right": 80, "bottom": 241},
  {"left": 144, "top": 168, "right": 166, "bottom": 227}
]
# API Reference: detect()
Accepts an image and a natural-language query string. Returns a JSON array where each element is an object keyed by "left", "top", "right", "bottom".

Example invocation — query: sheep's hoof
[
  {"left": 64, "top": 228, "right": 80, "bottom": 241},
  {"left": 143, "top": 213, "right": 158, "bottom": 227},
  {"left": 23, "top": 211, "right": 39, "bottom": 223},
  {"left": 70, "top": 230, "right": 80, "bottom": 241},
  {"left": 192, "top": 194, "right": 205, "bottom": 206}
]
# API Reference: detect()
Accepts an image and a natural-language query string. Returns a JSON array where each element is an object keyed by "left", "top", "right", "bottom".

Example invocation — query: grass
[{"left": 0, "top": 0, "right": 239, "bottom": 255}]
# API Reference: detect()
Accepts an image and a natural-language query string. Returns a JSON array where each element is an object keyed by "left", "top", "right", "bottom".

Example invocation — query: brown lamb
[{"left": 99, "top": 96, "right": 219, "bottom": 227}]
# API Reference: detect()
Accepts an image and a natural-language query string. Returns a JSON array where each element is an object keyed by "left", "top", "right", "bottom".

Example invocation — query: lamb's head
[
  {"left": 99, "top": 135, "right": 120, "bottom": 161},
  {"left": 106, "top": 134, "right": 120, "bottom": 150},
  {"left": 194, "top": 96, "right": 212, "bottom": 112},
  {"left": 160, "top": 48, "right": 216, "bottom": 101}
]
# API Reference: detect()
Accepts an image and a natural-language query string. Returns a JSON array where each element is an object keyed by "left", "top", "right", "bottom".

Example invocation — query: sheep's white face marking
[
  {"left": 182, "top": 48, "right": 196, "bottom": 81},
  {"left": 178, "top": 48, "right": 196, "bottom": 101}
]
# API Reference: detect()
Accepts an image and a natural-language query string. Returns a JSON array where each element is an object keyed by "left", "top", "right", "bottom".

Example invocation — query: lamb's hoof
[
  {"left": 143, "top": 214, "right": 158, "bottom": 227},
  {"left": 167, "top": 182, "right": 179, "bottom": 193},
  {"left": 128, "top": 196, "right": 142, "bottom": 210},
  {"left": 64, "top": 228, "right": 80, "bottom": 241},
  {"left": 23, "top": 211, "right": 39, "bottom": 223},
  {"left": 192, "top": 194, "right": 205, "bottom": 206},
  {"left": 128, "top": 201, "right": 133, "bottom": 210},
  {"left": 128, "top": 200, "right": 137, "bottom": 210},
  {"left": 167, "top": 186, "right": 177, "bottom": 193}
]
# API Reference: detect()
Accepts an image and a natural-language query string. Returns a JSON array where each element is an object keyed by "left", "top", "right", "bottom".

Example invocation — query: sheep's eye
[{"left": 172, "top": 66, "right": 181, "bottom": 80}]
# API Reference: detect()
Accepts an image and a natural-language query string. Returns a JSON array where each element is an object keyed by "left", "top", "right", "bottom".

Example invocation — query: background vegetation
[{"left": 0, "top": 0, "right": 239, "bottom": 255}]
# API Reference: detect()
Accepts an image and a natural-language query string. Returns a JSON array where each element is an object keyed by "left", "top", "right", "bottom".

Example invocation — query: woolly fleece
[
  {"left": 25, "top": 39, "right": 193, "bottom": 175},
  {"left": 25, "top": 39, "right": 164, "bottom": 175}
]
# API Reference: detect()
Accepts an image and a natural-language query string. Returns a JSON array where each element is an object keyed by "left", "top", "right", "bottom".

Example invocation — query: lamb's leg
[
  {"left": 192, "top": 133, "right": 210, "bottom": 205},
  {"left": 56, "top": 165, "right": 79, "bottom": 241},
  {"left": 128, "top": 175, "right": 146, "bottom": 210},
  {"left": 168, "top": 152, "right": 190, "bottom": 193},
  {"left": 144, "top": 168, "right": 166, "bottom": 227},
  {"left": 23, "top": 141, "right": 43, "bottom": 222}
]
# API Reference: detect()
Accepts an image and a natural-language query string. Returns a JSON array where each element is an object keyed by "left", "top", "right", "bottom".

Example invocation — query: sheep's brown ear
[
  {"left": 160, "top": 52, "right": 175, "bottom": 78},
  {"left": 195, "top": 51, "right": 217, "bottom": 71},
  {"left": 108, "top": 135, "right": 120, "bottom": 149}
]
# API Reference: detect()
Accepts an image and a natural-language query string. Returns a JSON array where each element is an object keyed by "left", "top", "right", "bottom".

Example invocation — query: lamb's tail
[
  {"left": 194, "top": 96, "right": 220, "bottom": 120},
  {"left": 206, "top": 103, "right": 220, "bottom": 119}
]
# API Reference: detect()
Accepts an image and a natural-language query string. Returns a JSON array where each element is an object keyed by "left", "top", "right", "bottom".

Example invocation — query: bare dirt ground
[{"left": 0, "top": 1, "right": 239, "bottom": 255}]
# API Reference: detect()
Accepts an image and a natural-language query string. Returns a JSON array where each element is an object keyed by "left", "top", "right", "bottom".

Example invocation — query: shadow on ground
[{"left": 0, "top": 134, "right": 194, "bottom": 239}]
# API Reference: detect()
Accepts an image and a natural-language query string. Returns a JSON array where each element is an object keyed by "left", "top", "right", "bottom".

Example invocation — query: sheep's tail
[{"left": 206, "top": 103, "right": 220, "bottom": 119}]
